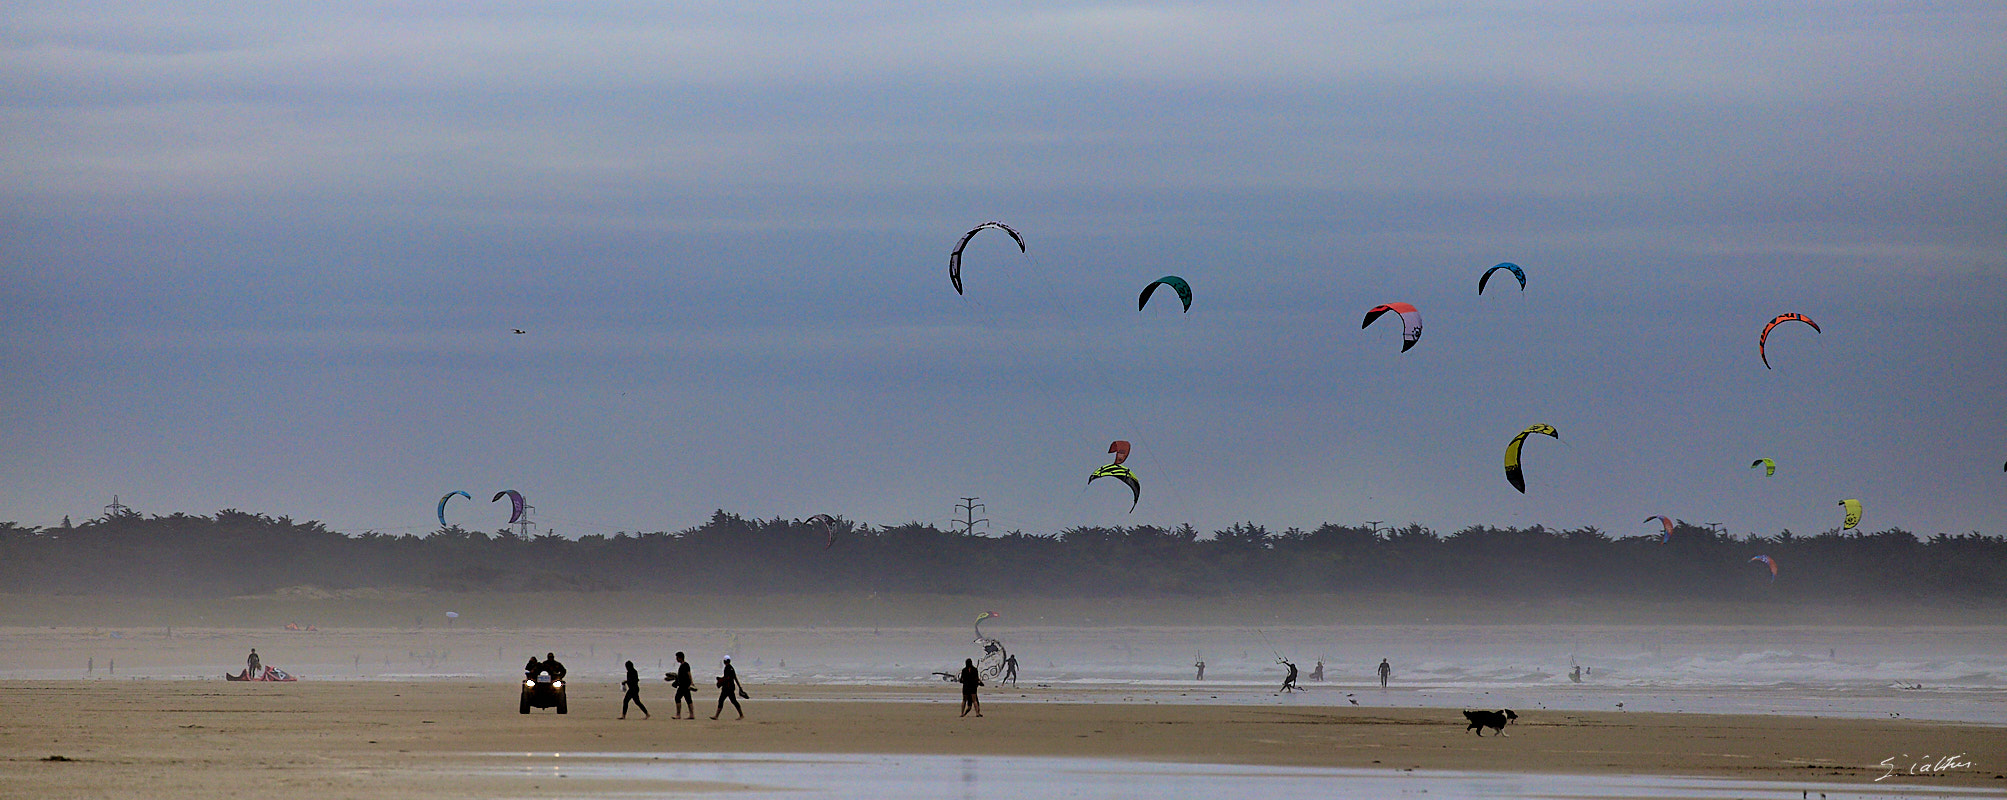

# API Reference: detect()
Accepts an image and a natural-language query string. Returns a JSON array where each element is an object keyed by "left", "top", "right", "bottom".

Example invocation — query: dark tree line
[{"left": 1, "top": 510, "right": 2002, "bottom": 600}]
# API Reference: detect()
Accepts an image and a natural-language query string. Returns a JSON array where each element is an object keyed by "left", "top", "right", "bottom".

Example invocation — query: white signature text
[{"left": 1876, "top": 753, "right": 1974, "bottom": 782}]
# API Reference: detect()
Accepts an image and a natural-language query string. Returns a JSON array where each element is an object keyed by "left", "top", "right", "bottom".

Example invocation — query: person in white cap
[{"left": 711, "top": 656, "right": 745, "bottom": 720}]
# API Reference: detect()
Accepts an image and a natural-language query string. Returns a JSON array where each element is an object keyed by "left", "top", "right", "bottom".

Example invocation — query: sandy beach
[{"left": 2, "top": 679, "right": 2000, "bottom": 798}]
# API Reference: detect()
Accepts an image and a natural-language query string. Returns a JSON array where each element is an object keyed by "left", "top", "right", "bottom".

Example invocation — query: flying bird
[{"left": 511, "top": 329, "right": 527, "bottom": 334}]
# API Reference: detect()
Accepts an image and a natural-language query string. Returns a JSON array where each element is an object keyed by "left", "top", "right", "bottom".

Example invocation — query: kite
[
  {"left": 1138, "top": 276, "right": 1193, "bottom": 312},
  {"left": 437, "top": 491, "right": 471, "bottom": 528},
  {"left": 1108, "top": 440, "right": 1131, "bottom": 465},
  {"left": 1750, "top": 554, "right": 1778, "bottom": 581},
  {"left": 806, "top": 513, "right": 840, "bottom": 548},
  {"left": 491, "top": 490, "right": 526, "bottom": 524},
  {"left": 1478, "top": 262, "right": 1526, "bottom": 294},
  {"left": 1503, "top": 424, "right": 1560, "bottom": 493},
  {"left": 1759, "top": 313, "right": 1821, "bottom": 369},
  {"left": 1362, "top": 303, "right": 1424, "bottom": 352},
  {"left": 1750, "top": 458, "right": 1776, "bottom": 477},
  {"left": 1837, "top": 498, "right": 1862, "bottom": 531},
  {"left": 1088, "top": 463, "right": 1141, "bottom": 512},
  {"left": 1644, "top": 515, "right": 1674, "bottom": 542},
  {"left": 948, "top": 221, "right": 1026, "bottom": 295}
]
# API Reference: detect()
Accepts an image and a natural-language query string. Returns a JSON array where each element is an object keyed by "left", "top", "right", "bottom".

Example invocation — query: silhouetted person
[
  {"left": 247, "top": 648, "right": 261, "bottom": 677},
  {"left": 959, "top": 658, "right": 984, "bottom": 717},
  {"left": 1194, "top": 660, "right": 1205, "bottom": 680},
  {"left": 1570, "top": 665, "right": 1581, "bottom": 683},
  {"left": 620, "top": 660, "right": 648, "bottom": 719},
  {"left": 1002, "top": 654, "right": 1018, "bottom": 685},
  {"left": 666, "top": 651, "right": 696, "bottom": 719},
  {"left": 1378, "top": 658, "right": 1391, "bottom": 688},
  {"left": 541, "top": 652, "right": 566, "bottom": 680},
  {"left": 525, "top": 656, "right": 543, "bottom": 679},
  {"left": 1310, "top": 660, "right": 1325, "bottom": 681},
  {"left": 711, "top": 657, "right": 743, "bottom": 720},
  {"left": 1280, "top": 660, "right": 1300, "bottom": 692}
]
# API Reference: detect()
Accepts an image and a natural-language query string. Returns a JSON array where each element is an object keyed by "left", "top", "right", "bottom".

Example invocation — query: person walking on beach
[
  {"left": 620, "top": 660, "right": 649, "bottom": 719},
  {"left": 959, "top": 658, "right": 984, "bottom": 717},
  {"left": 666, "top": 651, "right": 696, "bottom": 719},
  {"left": 711, "top": 656, "right": 745, "bottom": 720},
  {"left": 1002, "top": 654, "right": 1018, "bottom": 685},
  {"left": 1280, "top": 659, "right": 1301, "bottom": 693},
  {"left": 1378, "top": 658, "right": 1391, "bottom": 688}
]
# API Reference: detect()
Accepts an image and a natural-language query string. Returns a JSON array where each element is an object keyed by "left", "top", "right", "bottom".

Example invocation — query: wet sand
[{"left": 2, "top": 680, "right": 2000, "bottom": 798}]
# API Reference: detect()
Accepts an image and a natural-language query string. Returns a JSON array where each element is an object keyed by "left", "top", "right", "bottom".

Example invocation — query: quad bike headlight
[
  {"left": 552, "top": 681, "right": 563, "bottom": 689},
  {"left": 523, "top": 679, "right": 535, "bottom": 688}
]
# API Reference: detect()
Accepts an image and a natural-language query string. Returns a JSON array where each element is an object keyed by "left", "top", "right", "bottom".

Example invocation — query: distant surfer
[
  {"left": 1002, "top": 654, "right": 1018, "bottom": 685},
  {"left": 1378, "top": 658, "right": 1391, "bottom": 688},
  {"left": 1310, "top": 660, "right": 1325, "bottom": 681},
  {"left": 620, "top": 660, "right": 649, "bottom": 719},
  {"left": 666, "top": 651, "right": 696, "bottom": 719},
  {"left": 711, "top": 656, "right": 744, "bottom": 720},
  {"left": 1280, "top": 659, "right": 1301, "bottom": 693},
  {"left": 959, "top": 658, "right": 984, "bottom": 717},
  {"left": 1194, "top": 660, "right": 1205, "bottom": 680}
]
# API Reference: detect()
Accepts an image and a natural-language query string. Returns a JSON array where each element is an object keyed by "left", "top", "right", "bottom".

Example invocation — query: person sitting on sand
[
  {"left": 666, "top": 651, "right": 696, "bottom": 719},
  {"left": 540, "top": 653, "right": 566, "bottom": 681},
  {"left": 959, "top": 658, "right": 984, "bottom": 717},
  {"left": 620, "top": 660, "right": 648, "bottom": 719},
  {"left": 711, "top": 656, "right": 744, "bottom": 720},
  {"left": 1280, "top": 659, "right": 1300, "bottom": 692}
]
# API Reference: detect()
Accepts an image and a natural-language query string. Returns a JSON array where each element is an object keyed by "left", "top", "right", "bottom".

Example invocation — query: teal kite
[
  {"left": 437, "top": 491, "right": 471, "bottom": 528},
  {"left": 1138, "top": 276, "right": 1192, "bottom": 312}
]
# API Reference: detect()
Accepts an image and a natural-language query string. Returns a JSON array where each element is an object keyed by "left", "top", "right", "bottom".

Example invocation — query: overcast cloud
[{"left": 4, "top": 2, "right": 2003, "bottom": 539}]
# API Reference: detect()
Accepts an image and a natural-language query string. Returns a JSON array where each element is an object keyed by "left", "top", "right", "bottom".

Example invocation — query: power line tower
[
  {"left": 514, "top": 504, "right": 538, "bottom": 538},
  {"left": 1364, "top": 520, "right": 1387, "bottom": 538},
  {"left": 952, "top": 497, "right": 989, "bottom": 535},
  {"left": 103, "top": 495, "right": 131, "bottom": 518}
]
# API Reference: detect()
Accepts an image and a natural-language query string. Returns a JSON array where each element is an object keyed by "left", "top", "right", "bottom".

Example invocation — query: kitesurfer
[
  {"left": 1280, "top": 660, "right": 1301, "bottom": 693},
  {"left": 1378, "top": 658, "right": 1391, "bottom": 687},
  {"left": 620, "top": 660, "right": 649, "bottom": 719},
  {"left": 247, "top": 648, "right": 260, "bottom": 677},
  {"left": 666, "top": 651, "right": 696, "bottom": 719},
  {"left": 1194, "top": 660, "right": 1205, "bottom": 680},
  {"left": 1003, "top": 654, "right": 1018, "bottom": 685},
  {"left": 1310, "top": 660, "right": 1325, "bottom": 681},
  {"left": 959, "top": 658, "right": 984, "bottom": 717},
  {"left": 711, "top": 656, "right": 744, "bottom": 720}
]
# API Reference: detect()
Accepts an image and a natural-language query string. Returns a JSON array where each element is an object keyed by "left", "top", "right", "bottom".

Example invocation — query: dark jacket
[
  {"left": 541, "top": 658, "right": 567, "bottom": 680},
  {"left": 959, "top": 665, "right": 983, "bottom": 691}
]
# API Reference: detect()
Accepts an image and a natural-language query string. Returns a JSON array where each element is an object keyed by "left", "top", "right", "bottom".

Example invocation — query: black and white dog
[{"left": 1462, "top": 708, "right": 1517, "bottom": 736}]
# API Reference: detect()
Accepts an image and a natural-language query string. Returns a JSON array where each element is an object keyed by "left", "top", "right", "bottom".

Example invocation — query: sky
[{"left": 3, "top": 2, "right": 2004, "bottom": 540}]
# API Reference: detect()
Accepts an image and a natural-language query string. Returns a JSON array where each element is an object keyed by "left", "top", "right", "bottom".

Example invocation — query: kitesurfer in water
[
  {"left": 712, "top": 657, "right": 744, "bottom": 720},
  {"left": 1194, "top": 660, "right": 1205, "bottom": 680},
  {"left": 620, "top": 660, "right": 649, "bottom": 719},
  {"left": 1310, "top": 660, "right": 1325, "bottom": 681},
  {"left": 1280, "top": 659, "right": 1301, "bottom": 693},
  {"left": 666, "top": 651, "right": 695, "bottom": 719},
  {"left": 959, "top": 658, "right": 984, "bottom": 717}
]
